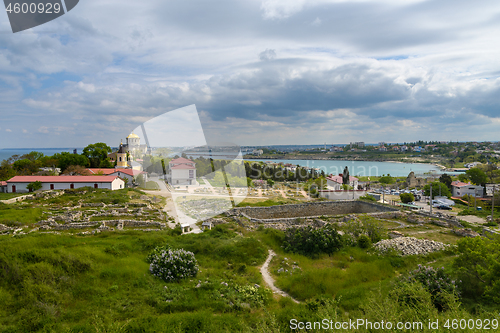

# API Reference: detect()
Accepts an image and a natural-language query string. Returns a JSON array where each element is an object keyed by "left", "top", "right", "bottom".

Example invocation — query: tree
[
  {"left": 82, "top": 143, "right": 112, "bottom": 168},
  {"left": 379, "top": 175, "right": 395, "bottom": 185},
  {"left": 12, "top": 158, "right": 42, "bottom": 175},
  {"left": 400, "top": 192, "right": 415, "bottom": 203},
  {"left": 54, "top": 152, "right": 89, "bottom": 172},
  {"left": 439, "top": 173, "right": 453, "bottom": 190},
  {"left": 61, "top": 165, "right": 90, "bottom": 175},
  {"left": 26, "top": 181, "right": 42, "bottom": 192},
  {"left": 458, "top": 173, "right": 469, "bottom": 183},
  {"left": 423, "top": 181, "right": 451, "bottom": 199},
  {"left": 0, "top": 160, "right": 16, "bottom": 181},
  {"left": 466, "top": 167, "right": 488, "bottom": 187}
]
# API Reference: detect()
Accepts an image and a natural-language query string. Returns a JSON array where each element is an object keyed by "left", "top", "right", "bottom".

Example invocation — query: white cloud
[{"left": 1, "top": 0, "right": 500, "bottom": 148}]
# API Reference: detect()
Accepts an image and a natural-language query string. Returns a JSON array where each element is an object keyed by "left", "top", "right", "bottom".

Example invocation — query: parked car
[{"left": 436, "top": 205, "right": 452, "bottom": 210}]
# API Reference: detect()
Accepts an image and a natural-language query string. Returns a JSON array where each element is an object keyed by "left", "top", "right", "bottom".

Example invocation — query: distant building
[
  {"left": 326, "top": 174, "right": 359, "bottom": 190},
  {"left": 451, "top": 181, "right": 484, "bottom": 198},
  {"left": 0, "top": 181, "right": 6, "bottom": 193},
  {"left": 168, "top": 157, "right": 197, "bottom": 185},
  {"left": 6, "top": 176, "right": 124, "bottom": 193},
  {"left": 350, "top": 142, "right": 365, "bottom": 148},
  {"left": 464, "top": 162, "right": 481, "bottom": 169},
  {"left": 379, "top": 146, "right": 388, "bottom": 152},
  {"left": 252, "top": 149, "right": 264, "bottom": 156}
]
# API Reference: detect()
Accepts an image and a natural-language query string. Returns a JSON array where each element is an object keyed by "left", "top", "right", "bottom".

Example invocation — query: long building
[{"left": 6, "top": 176, "right": 125, "bottom": 193}]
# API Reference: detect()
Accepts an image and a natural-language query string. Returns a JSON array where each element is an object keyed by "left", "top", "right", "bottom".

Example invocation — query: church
[{"left": 108, "top": 132, "right": 148, "bottom": 169}]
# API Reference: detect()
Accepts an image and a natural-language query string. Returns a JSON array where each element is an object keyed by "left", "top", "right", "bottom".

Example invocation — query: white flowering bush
[{"left": 149, "top": 247, "right": 199, "bottom": 282}]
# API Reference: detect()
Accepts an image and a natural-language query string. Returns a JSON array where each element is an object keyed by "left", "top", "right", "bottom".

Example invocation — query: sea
[
  {"left": 0, "top": 148, "right": 83, "bottom": 162},
  {"left": 251, "top": 159, "right": 447, "bottom": 178}
]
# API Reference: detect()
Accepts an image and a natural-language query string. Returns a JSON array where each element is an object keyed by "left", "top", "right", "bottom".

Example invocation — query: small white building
[
  {"left": 451, "top": 181, "right": 484, "bottom": 198},
  {"left": 326, "top": 174, "right": 359, "bottom": 190},
  {"left": 168, "top": 157, "right": 197, "bottom": 185},
  {"left": 0, "top": 181, "right": 7, "bottom": 193},
  {"left": 6, "top": 176, "right": 125, "bottom": 193}
]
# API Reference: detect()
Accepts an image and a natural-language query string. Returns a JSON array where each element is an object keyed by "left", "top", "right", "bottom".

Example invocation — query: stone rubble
[{"left": 374, "top": 237, "right": 448, "bottom": 256}]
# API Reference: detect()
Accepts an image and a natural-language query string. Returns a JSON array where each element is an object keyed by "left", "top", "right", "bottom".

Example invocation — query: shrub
[
  {"left": 454, "top": 236, "right": 500, "bottom": 303},
  {"left": 400, "top": 193, "right": 414, "bottom": 204},
  {"left": 283, "top": 224, "right": 342, "bottom": 257},
  {"left": 359, "top": 194, "right": 376, "bottom": 201},
  {"left": 149, "top": 247, "right": 199, "bottom": 283},
  {"left": 357, "top": 234, "right": 371, "bottom": 249},
  {"left": 402, "top": 265, "right": 459, "bottom": 311}
]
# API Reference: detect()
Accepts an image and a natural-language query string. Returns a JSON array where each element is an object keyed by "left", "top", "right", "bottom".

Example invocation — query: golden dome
[{"left": 127, "top": 132, "right": 140, "bottom": 139}]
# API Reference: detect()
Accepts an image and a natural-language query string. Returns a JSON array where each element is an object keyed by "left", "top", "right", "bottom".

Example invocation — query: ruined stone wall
[{"left": 234, "top": 201, "right": 397, "bottom": 220}]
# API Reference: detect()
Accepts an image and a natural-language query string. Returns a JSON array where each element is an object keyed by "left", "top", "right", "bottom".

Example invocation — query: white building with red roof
[
  {"left": 451, "top": 180, "right": 484, "bottom": 198},
  {"left": 326, "top": 174, "right": 359, "bottom": 190},
  {"left": 168, "top": 157, "right": 197, "bottom": 185},
  {"left": 6, "top": 176, "right": 125, "bottom": 193},
  {"left": 0, "top": 181, "right": 7, "bottom": 193}
]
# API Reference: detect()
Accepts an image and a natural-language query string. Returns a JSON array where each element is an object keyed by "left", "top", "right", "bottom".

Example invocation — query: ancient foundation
[{"left": 232, "top": 200, "right": 397, "bottom": 223}]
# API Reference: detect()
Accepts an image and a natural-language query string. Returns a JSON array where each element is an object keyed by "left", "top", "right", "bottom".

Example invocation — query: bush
[
  {"left": 283, "top": 224, "right": 342, "bottom": 257},
  {"left": 400, "top": 193, "right": 414, "bottom": 204},
  {"left": 357, "top": 234, "right": 371, "bottom": 249},
  {"left": 359, "top": 194, "right": 376, "bottom": 201},
  {"left": 402, "top": 265, "right": 459, "bottom": 311},
  {"left": 454, "top": 236, "right": 500, "bottom": 303},
  {"left": 149, "top": 247, "right": 199, "bottom": 283}
]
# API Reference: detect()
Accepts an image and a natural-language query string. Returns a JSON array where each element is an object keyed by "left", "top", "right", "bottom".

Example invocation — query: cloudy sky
[{"left": 1, "top": 0, "right": 500, "bottom": 148}]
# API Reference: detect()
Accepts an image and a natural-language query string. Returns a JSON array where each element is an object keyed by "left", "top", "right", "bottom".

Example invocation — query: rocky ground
[{"left": 373, "top": 237, "right": 449, "bottom": 256}]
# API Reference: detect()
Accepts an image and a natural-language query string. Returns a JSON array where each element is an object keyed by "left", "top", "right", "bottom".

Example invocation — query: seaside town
[
  {"left": 3, "top": 0, "right": 500, "bottom": 331},
  {"left": 2, "top": 136, "right": 500, "bottom": 332}
]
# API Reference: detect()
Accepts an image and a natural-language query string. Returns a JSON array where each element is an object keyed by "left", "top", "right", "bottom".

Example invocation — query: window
[
  {"left": 189, "top": 170, "right": 194, "bottom": 178},
  {"left": 119, "top": 157, "right": 122, "bottom": 162},
  {"left": 50, "top": 184, "right": 54, "bottom": 190}
]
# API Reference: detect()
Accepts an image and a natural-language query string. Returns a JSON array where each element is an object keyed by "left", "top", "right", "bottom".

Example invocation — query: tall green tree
[
  {"left": 423, "top": 181, "right": 451, "bottom": 199},
  {"left": 54, "top": 152, "right": 90, "bottom": 172},
  {"left": 82, "top": 143, "right": 112, "bottom": 168},
  {"left": 439, "top": 173, "right": 453, "bottom": 190},
  {"left": 466, "top": 167, "right": 488, "bottom": 187}
]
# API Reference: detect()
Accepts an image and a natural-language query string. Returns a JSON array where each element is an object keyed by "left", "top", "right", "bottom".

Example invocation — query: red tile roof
[
  {"left": 88, "top": 168, "right": 115, "bottom": 175},
  {"left": 170, "top": 164, "right": 196, "bottom": 170},
  {"left": 326, "top": 175, "right": 358, "bottom": 184},
  {"left": 170, "top": 157, "right": 194, "bottom": 164},
  {"left": 451, "top": 181, "right": 471, "bottom": 187},
  {"left": 88, "top": 168, "right": 144, "bottom": 176},
  {"left": 0, "top": 181, "right": 7, "bottom": 186},
  {"left": 7, "top": 176, "right": 120, "bottom": 183}
]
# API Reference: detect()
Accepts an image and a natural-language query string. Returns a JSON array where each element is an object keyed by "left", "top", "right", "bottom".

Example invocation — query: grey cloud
[{"left": 259, "top": 49, "right": 276, "bottom": 61}]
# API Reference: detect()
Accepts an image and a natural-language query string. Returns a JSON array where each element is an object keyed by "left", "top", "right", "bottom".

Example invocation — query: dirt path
[{"left": 260, "top": 249, "right": 300, "bottom": 303}]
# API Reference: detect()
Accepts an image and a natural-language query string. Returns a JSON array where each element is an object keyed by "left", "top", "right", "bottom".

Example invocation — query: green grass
[
  {"left": 0, "top": 226, "right": 272, "bottom": 332},
  {"left": 0, "top": 193, "right": 26, "bottom": 200},
  {"left": 0, "top": 191, "right": 497, "bottom": 332},
  {"left": 0, "top": 203, "right": 44, "bottom": 226}
]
